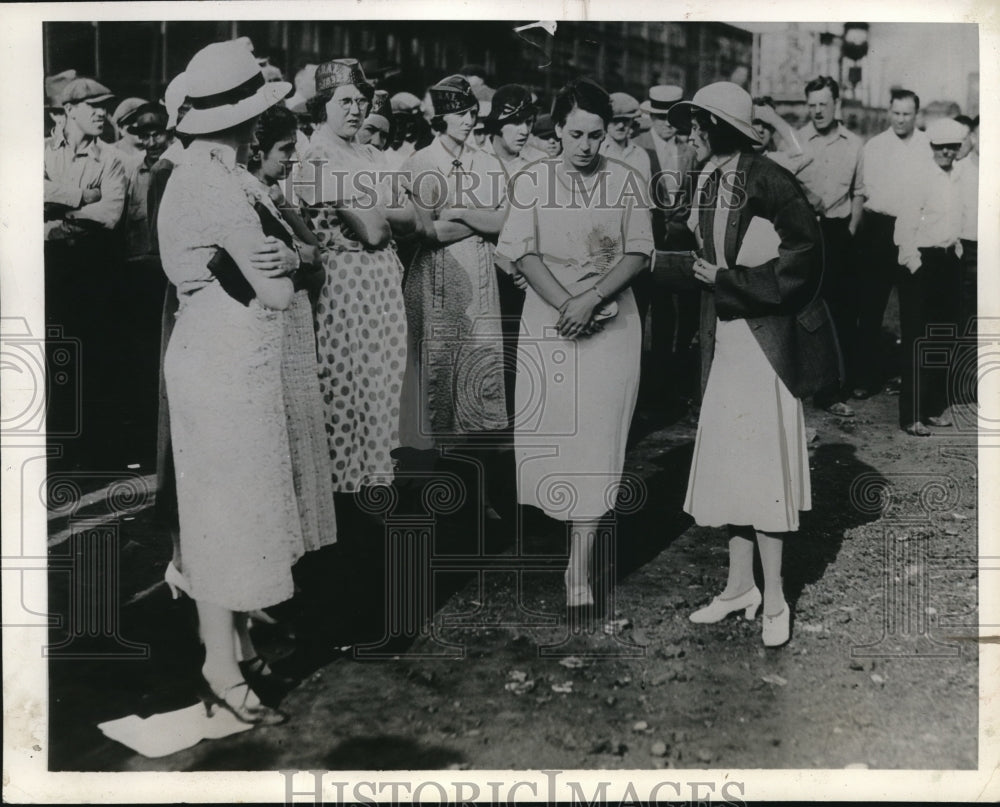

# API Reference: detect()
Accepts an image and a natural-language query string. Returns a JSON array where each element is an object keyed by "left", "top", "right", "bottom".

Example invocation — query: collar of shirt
[
  {"left": 434, "top": 135, "right": 472, "bottom": 172},
  {"left": 801, "top": 121, "right": 849, "bottom": 143},
  {"left": 185, "top": 139, "right": 238, "bottom": 169},
  {"left": 49, "top": 130, "right": 102, "bottom": 159}
]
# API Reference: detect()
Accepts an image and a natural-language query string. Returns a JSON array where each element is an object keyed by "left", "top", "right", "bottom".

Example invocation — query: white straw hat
[
  {"left": 667, "top": 81, "right": 762, "bottom": 145},
  {"left": 177, "top": 40, "right": 291, "bottom": 135}
]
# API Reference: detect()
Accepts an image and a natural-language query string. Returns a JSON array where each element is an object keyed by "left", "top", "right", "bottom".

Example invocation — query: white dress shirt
[
  {"left": 600, "top": 139, "right": 652, "bottom": 182},
  {"left": 862, "top": 127, "right": 931, "bottom": 217},
  {"left": 894, "top": 158, "right": 964, "bottom": 271}
]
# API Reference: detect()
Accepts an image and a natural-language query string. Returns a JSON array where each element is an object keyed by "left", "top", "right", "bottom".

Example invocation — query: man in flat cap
[
  {"left": 44, "top": 76, "right": 128, "bottom": 462},
  {"left": 892, "top": 117, "right": 970, "bottom": 436},
  {"left": 111, "top": 97, "right": 148, "bottom": 167},
  {"left": 45, "top": 77, "right": 127, "bottom": 243},
  {"left": 601, "top": 92, "right": 652, "bottom": 181},
  {"left": 119, "top": 102, "right": 170, "bottom": 260}
]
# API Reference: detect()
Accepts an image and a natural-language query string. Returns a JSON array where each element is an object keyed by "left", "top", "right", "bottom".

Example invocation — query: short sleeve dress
[
  {"left": 397, "top": 136, "right": 509, "bottom": 448},
  {"left": 496, "top": 156, "right": 654, "bottom": 521},
  {"left": 158, "top": 140, "right": 304, "bottom": 612},
  {"left": 300, "top": 126, "right": 409, "bottom": 492}
]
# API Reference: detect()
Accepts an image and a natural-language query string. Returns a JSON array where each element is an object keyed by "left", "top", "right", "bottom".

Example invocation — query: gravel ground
[{"left": 47, "top": 382, "right": 979, "bottom": 772}]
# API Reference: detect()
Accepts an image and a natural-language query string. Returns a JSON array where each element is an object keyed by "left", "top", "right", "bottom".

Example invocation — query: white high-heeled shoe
[
  {"left": 689, "top": 586, "right": 762, "bottom": 624},
  {"left": 564, "top": 568, "right": 594, "bottom": 607},
  {"left": 762, "top": 601, "right": 791, "bottom": 647},
  {"left": 164, "top": 561, "right": 192, "bottom": 599}
]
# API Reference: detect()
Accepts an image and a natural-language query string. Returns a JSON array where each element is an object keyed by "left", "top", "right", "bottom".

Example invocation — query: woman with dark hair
[
  {"left": 496, "top": 78, "right": 653, "bottom": 608},
  {"left": 299, "top": 59, "right": 414, "bottom": 499},
  {"left": 244, "top": 103, "right": 337, "bottom": 573},
  {"left": 398, "top": 75, "right": 509, "bottom": 481},
  {"left": 157, "top": 40, "right": 304, "bottom": 724},
  {"left": 666, "top": 83, "right": 837, "bottom": 647}
]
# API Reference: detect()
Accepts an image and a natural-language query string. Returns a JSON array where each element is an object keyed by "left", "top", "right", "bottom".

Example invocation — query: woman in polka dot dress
[{"left": 299, "top": 59, "right": 410, "bottom": 493}]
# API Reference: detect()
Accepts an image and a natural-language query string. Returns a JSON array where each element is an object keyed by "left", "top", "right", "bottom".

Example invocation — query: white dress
[
  {"left": 159, "top": 141, "right": 304, "bottom": 611},
  {"left": 496, "top": 157, "right": 654, "bottom": 521},
  {"left": 682, "top": 180, "right": 811, "bottom": 533}
]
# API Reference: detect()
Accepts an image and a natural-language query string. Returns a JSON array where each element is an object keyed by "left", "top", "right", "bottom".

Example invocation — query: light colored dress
[
  {"left": 496, "top": 157, "right": 654, "bottom": 521},
  {"left": 158, "top": 140, "right": 303, "bottom": 611},
  {"left": 683, "top": 177, "right": 811, "bottom": 533},
  {"left": 399, "top": 136, "right": 509, "bottom": 447},
  {"left": 243, "top": 173, "right": 338, "bottom": 553},
  {"left": 300, "top": 126, "right": 408, "bottom": 491}
]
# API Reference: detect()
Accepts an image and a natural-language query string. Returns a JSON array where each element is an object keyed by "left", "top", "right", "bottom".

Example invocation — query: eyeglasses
[{"left": 930, "top": 143, "right": 961, "bottom": 152}]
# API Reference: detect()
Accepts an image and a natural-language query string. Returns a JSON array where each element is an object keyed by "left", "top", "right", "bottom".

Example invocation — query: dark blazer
[{"left": 663, "top": 151, "right": 841, "bottom": 399}]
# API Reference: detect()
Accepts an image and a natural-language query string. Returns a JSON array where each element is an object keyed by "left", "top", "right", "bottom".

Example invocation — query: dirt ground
[{"left": 47, "top": 357, "right": 979, "bottom": 772}]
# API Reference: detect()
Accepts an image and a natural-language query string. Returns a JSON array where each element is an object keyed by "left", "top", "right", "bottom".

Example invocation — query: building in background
[{"left": 43, "top": 20, "right": 752, "bottom": 110}]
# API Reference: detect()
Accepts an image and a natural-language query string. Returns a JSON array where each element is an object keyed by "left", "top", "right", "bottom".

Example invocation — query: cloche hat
[
  {"left": 176, "top": 39, "right": 291, "bottom": 135},
  {"left": 666, "top": 81, "right": 762, "bottom": 145}
]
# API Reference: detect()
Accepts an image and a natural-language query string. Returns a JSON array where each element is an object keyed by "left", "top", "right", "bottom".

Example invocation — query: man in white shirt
[
  {"left": 797, "top": 76, "right": 866, "bottom": 417},
  {"left": 601, "top": 93, "right": 652, "bottom": 181},
  {"left": 853, "top": 88, "right": 930, "bottom": 398},
  {"left": 956, "top": 115, "right": 979, "bottom": 406},
  {"left": 892, "top": 117, "right": 966, "bottom": 435}
]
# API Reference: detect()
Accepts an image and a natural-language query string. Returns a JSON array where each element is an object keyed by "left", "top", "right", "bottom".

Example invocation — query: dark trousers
[
  {"left": 646, "top": 224, "right": 699, "bottom": 403},
  {"left": 854, "top": 210, "right": 899, "bottom": 392},
  {"left": 956, "top": 238, "right": 978, "bottom": 404},
  {"left": 814, "top": 216, "right": 857, "bottom": 407},
  {"left": 495, "top": 268, "right": 525, "bottom": 431},
  {"left": 897, "top": 246, "right": 962, "bottom": 427}
]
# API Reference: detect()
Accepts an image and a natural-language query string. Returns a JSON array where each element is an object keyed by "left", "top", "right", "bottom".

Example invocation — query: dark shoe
[
  {"left": 198, "top": 676, "right": 288, "bottom": 725},
  {"left": 903, "top": 421, "right": 931, "bottom": 437},
  {"left": 825, "top": 402, "right": 855, "bottom": 417},
  {"left": 239, "top": 657, "right": 297, "bottom": 705},
  {"left": 886, "top": 377, "right": 902, "bottom": 396},
  {"left": 851, "top": 387, "right": 879, "bottom": 400}
]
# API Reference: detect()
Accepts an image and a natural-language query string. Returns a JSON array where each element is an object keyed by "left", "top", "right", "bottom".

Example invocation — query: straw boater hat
[
  {"left": 666, "top": 81, "right": 762, "bottom": 145},
  {"left": 176, "top": 40, "right": 291, "bottom": 135},
  {"left": 315, "top": 58, "right": 372, "bottom": 95},
  {"left": 162, "top": 72, "right": 189, "bottom": 130},
  {"left": 639, "top": 85, "right": 683, "bottom": 115},
  {"left": 428, "top": 75, "right": 478, "bottom": 117}
]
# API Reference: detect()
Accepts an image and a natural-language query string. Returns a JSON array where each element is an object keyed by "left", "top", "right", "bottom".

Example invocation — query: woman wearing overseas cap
[
  {"left": 665, "top": 82, "right": 837, "bottom": 647},
  {"left": 157, "top": 39, "right": 305, "bottom": 725},
  {"left": 299, "top": 58, "right": 416, "bottom": 505},
  {"left": 397, "top": 74, "right": 510, "bottom": 513}
]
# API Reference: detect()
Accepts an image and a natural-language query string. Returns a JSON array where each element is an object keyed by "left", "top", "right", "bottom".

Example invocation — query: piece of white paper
[
  {"left": 735, "top": 215, "right": 781, "bottom": 266},
  {"left": 98, "top": 703, "right": 254, "bottom": 758}
]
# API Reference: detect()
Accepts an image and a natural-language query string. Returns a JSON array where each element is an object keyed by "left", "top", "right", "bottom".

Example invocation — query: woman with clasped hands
[
  {"left": 666, "top": 82, "right": 838, "bottom": 647},
  {"left": 496, "top": 78, "right": 654, "bottom": 609}
]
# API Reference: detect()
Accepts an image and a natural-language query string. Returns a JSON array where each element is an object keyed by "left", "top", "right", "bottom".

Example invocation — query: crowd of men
[{"left": 42, "top": 44, "right": 979, "bottom": 463}]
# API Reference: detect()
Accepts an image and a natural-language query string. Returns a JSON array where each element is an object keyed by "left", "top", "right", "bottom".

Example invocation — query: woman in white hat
[
  {"left": 496, "top": 78, "right": 654, "bottom": 609},
  {"left": 398, "top": 75, "right": 509, "bottom": 478},
  {"left": 157, "top": 39, "right": 305, "bottom": 724},
  {"left": 666, "top": 82, "right": 838, "bottom": 647},
  {"left": 299, "top": 59, "right": 415, "bottom": 504}
]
